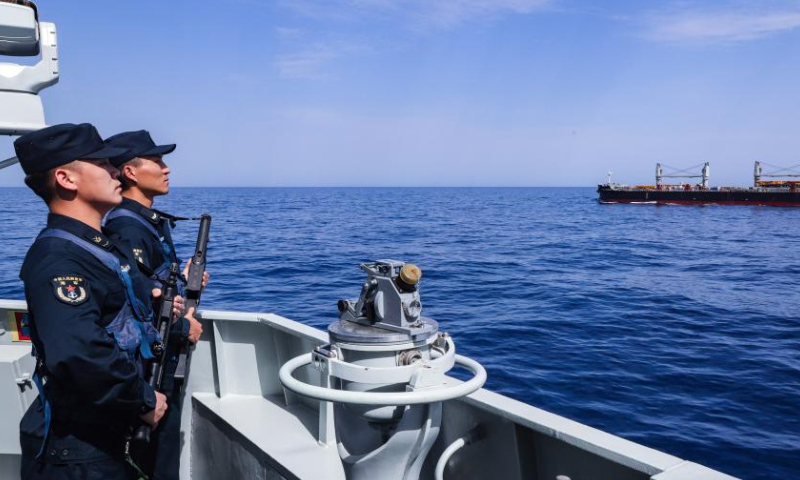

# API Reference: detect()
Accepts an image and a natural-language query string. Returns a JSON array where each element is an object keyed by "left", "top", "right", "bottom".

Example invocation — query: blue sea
[{"left": 1, "top": 187, "right": 798, "bottom": 480}]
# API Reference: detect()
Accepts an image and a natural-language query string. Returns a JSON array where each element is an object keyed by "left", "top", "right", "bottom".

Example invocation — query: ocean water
[{"left": 1, "top": 187, "right": 798, "bottom": 480}]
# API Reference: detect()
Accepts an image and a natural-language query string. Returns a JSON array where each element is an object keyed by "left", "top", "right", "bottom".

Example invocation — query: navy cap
[
  {"left": 14, "top": 123, "right": 129, "bottom": 175},
  {"left": 105, "top": 130, "right": 176, "bottom": 168}
]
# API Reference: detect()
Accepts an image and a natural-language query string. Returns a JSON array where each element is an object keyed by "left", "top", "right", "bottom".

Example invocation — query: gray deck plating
[{"left": 0, "top": 300, "right": 739, "bottom": 480}]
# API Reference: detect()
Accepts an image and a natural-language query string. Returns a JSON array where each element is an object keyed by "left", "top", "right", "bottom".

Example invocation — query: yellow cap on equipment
[{"left": 399, "top": 264, "right": 422, "bottom": 286}]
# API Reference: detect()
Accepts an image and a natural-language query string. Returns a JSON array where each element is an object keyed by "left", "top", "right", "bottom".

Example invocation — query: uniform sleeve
[
  {"left": 26, "top": 256, "right": 155, "bottom": 416},
  {"left": 169, "top": 317, "right": 190, "bottom": 343}
]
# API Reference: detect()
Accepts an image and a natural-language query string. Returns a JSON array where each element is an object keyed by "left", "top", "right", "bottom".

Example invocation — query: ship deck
[{"left": 0, "top": 300, "right": 739, "bottom": 480}]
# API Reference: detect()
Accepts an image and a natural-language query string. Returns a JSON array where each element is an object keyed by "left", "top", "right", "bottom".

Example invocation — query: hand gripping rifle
[
  {"left": 133, "top": 262, "right": 180, "bottom": 444},
  {"left": 174, "top": 213, "right": 211, "bottom": 382}
]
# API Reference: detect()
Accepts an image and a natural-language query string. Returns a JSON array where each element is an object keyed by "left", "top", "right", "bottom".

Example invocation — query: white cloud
[
  {"left": 409, "top": 0, "right": 551, "bottom": 28},
  {"left": 274, "top": 44, "right": 340, "bottom": 79},
  {"left": 274, "top": 41, "right": 367, "bottom": 79},
  {"left": 272, "top": 0, "right": 551, "bottom": 79},
  {"left": 645, "top": 5, "right": 800, "bottom": 44},
  {"left": 282, "top": 0, "right": 552, "bottom": 29},
  {"left": 275, "top": 27, "right": 305, "bottom": 40}
]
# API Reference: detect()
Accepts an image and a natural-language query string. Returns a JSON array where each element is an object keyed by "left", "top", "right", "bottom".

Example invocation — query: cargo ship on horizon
[{"left": 598, "top": 161, "right": 800, "bottom": 206}]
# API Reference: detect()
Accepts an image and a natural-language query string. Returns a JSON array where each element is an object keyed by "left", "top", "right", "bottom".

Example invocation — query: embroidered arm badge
[{"left": 52, "top": 276, "right": 89, "bottom": 305}]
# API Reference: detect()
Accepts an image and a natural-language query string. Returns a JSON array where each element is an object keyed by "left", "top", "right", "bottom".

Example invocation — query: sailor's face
[
  {"left": 136, "top": 155, "right": 171, "bottom": 196},
  {"left": 75, "top": 159, "right": 123, "bottom": 207}
]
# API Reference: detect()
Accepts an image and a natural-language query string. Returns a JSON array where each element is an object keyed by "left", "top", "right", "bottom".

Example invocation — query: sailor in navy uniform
[
  {"left": 104, "top": 130, "right": 206, "bottom": 480},
  {"left": 14, "top": 123, "right": 170, "bottom": 480}
]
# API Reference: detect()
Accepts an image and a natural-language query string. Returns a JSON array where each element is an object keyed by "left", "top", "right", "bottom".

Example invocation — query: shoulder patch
[{"left": 52, "top": 276, "right": 89, "bottom": 305}]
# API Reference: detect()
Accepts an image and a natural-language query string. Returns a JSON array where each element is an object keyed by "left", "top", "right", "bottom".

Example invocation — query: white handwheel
[{"left": 279, "top": 353, "right": 486, "bottom": 405}]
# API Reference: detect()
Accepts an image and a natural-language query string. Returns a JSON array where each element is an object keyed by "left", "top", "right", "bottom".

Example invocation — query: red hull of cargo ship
[
  {"left": 599, "top": 199, "right": 800, "bottom": 206},
  {"left": 597, "top": 184, "right": 800, "bottom": 206}
]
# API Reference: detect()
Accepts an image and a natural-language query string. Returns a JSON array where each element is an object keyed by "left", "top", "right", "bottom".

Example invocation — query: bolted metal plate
[{"left": 328, "top": 317, "right": 438, "bottom": 345}]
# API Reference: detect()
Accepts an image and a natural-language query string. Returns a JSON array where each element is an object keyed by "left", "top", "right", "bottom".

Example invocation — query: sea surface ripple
[{"left": 1, "top": 187, "right": 798, "bottom": 480}]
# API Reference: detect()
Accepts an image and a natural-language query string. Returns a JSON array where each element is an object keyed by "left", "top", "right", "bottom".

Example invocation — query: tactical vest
[
  {"left": 30, "top": 228, "right": 161, "bottom": 456},
  {"left": 105, "top": 208, "right": 185, "bottom": 293}
]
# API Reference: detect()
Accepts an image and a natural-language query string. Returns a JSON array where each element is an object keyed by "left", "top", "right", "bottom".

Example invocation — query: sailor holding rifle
[
  {"left": 15, "top": 123, "right": 176, "bottom": 480},
  {"left": 103, "top": 130, "right": 208, "bottom": 480}
]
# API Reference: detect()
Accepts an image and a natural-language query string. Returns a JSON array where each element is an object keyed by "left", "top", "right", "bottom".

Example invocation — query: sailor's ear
[
  {"left": 121, "top": 163, "right": 138, "bottom": 184},
  {"left": 53, "top": 164, "right": 79, "bottom": 192}
]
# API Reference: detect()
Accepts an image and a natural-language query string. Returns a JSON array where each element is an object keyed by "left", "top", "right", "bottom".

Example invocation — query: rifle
[
  {"left": 174, "top": 213, "right": 211, "bottom": 381},
  {"left": 133, "top": 262, "right": 180, "bottom": 444}
]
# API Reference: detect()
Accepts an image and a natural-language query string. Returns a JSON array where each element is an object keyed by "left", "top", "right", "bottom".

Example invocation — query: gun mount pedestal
[{"left": 280, "top": 260, "right": 486, "bottom": 480}]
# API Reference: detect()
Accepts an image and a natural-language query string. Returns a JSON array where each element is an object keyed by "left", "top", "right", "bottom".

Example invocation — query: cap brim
[
  {"left": 139, "top": 144, "right": 176, "bottom": 157},
  {"left": 81, "top": 145, "right": 130, "bottom": 160}
]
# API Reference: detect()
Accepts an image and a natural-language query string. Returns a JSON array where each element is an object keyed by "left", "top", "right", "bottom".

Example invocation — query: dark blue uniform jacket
[
  {"left": 19, "top": 214, "right": 157, "bottom": 439},
  {"left": 104, "top": 198, "right": 190, "bottom": 480},
  {"left": 105, "top": 197, "right": 189, "bottom": 341}
]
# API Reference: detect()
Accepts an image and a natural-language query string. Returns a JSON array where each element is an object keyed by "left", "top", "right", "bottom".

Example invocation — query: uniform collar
[
  {"left": 119, "top": 197, "right": 161, "bottom": 225},
  {"left": 47, "top": 213, "right": 114, "bottom": 250}
]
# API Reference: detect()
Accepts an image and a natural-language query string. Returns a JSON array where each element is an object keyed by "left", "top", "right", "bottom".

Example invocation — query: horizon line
[{"left": 0, "top": 185, "right": 600, "bottom": 189}]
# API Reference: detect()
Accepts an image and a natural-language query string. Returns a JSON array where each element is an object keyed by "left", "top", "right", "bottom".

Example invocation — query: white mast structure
[
  {"left": 655, "top": 163, "right": 663, "bottom": 187},
  {"left": 656, "top": 162, "right": 709, "bottom": 189},
  {"left": 0, "top": 0, "right": 59, "bottom": 169},
  {"left": 754, "top": 161, "right": 762, "bottom": 186}
]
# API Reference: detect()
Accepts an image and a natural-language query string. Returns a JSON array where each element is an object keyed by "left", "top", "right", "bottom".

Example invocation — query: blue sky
[{"left": 1, "top": 0, "right": 799, "bottom": 186}]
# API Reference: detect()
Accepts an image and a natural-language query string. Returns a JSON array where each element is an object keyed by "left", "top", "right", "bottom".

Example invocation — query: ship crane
[
  {"left": 753, "top": 161, "right": 800, "bottom": 188},
  {"left": 656, "top": 162, "right": 710, "bottom": 189}
]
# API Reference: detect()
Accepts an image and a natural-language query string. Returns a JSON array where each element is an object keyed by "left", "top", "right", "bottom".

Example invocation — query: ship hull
[{"left": 597, "top": 186, "right": 800, "bottom": 206}]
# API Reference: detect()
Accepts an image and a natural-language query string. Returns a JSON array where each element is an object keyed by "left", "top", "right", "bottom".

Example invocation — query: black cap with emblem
[
  {"left": 105, "top": 130, "right": 176, "bottom": 168},
  {"left": 14, "top": 123, "right": 130, "bottom": 175}
]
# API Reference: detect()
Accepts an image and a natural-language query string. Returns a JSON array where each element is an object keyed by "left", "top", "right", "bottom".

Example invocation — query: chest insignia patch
[
  {"left": 132, "top": 247, "right": 144, "bottom": 264},
  {"left": 52, "top": 276, "right": 89, "bottom": 305}
]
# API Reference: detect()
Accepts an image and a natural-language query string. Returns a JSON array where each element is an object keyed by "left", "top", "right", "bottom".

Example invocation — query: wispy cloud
[
  {"left": 273, "top": 0, "right": 552, "bottom": 78},
  {"left": 274, "top": 44, "right": 340, "bottom": 80},
  {"left": 407, "top": 0, "right": 553, "bottom": 28},
  {"left": 274, "top": 39, "right": 367, "bottom": 79},
  {"left": 281, "top": 0, "right": 552, "bottom": 29},
  {"left": 644, "top": 3, "right": 800, "bottom": 44}
]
